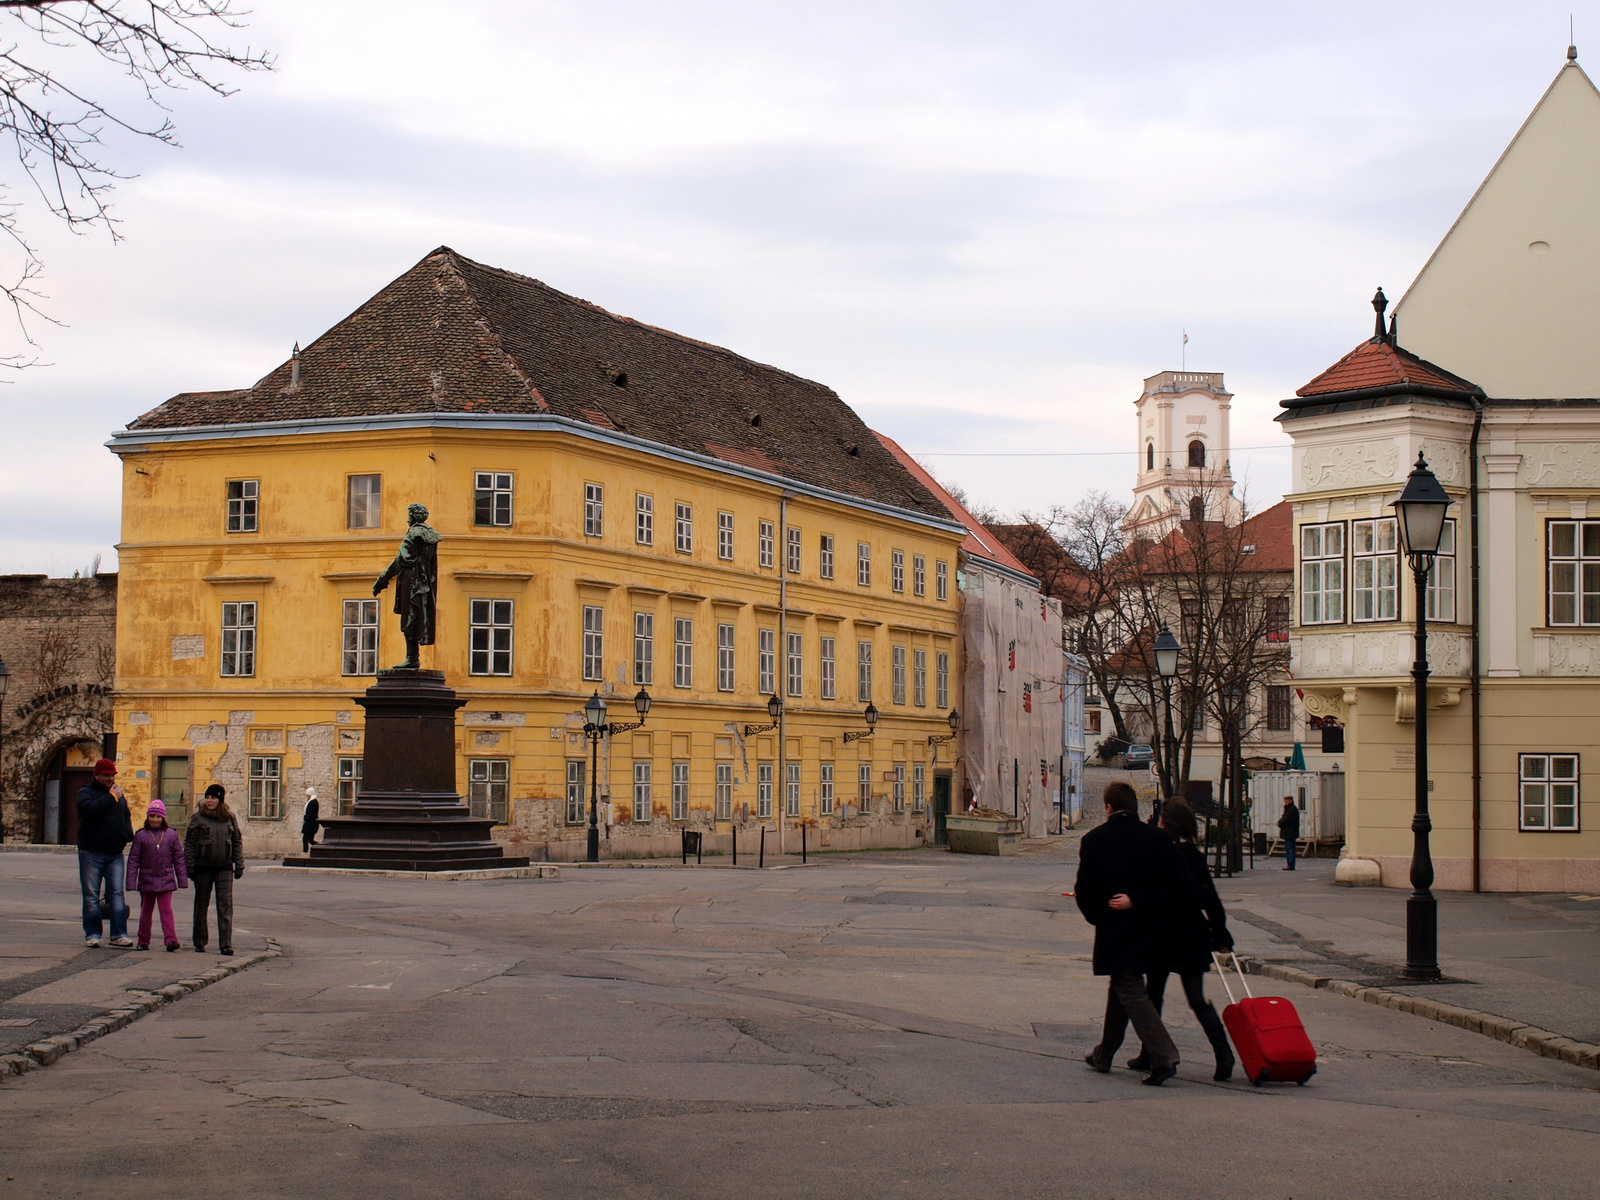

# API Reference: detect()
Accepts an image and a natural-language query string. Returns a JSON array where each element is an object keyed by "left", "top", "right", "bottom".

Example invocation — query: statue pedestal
[{"left": 284, "top": 669, "right": 528, "bottom": 872}]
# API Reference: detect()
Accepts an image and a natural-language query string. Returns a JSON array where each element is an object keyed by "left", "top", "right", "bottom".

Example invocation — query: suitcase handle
[{"left": 1213, "top": 951, "right": 1254, "bottom": 1005}]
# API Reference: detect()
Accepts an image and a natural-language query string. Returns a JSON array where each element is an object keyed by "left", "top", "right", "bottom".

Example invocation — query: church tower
[{"left": 1124, "top": 370, "right": 1243, "bottom": 538}]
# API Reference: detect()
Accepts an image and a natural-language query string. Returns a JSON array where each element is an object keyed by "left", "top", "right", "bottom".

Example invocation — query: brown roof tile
[{"left": 1295, "top": 338, "right": 1479, "bottom": 398}]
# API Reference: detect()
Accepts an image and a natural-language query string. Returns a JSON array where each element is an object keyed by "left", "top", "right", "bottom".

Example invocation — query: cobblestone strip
[
  {"left": 0, "top": 939, "right": 282, "bottom": 1080},
  {"left": 1238, "top": 956, "right": 1600, "bottom": 1072}
]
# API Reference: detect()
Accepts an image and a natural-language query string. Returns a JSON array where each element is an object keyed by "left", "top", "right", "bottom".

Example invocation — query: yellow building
[{"left": 109, "top": 248, "right": 967, "bottom": 860}]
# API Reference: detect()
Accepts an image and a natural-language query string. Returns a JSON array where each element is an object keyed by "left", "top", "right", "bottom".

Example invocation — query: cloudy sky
[{"left": 0, "top": 1, "right": 1588, "bottom": 573}]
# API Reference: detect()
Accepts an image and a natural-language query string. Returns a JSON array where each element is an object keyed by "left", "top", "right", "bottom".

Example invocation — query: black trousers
[
  {"left": 1092, "top": 968, "right": 1179, "bottom": 1070},
  {"left": 1143, "top": 969, "right": 1232, "bottom": 1066},
  {"left": 192, "top": 871, "right": 234, "bottom": 951}
]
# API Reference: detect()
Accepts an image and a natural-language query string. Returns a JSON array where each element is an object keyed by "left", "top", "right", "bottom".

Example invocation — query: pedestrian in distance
[
  {"left": 300, "top": 784, "right": 320, "bottom": 853},
  {"left": 1279, "top": 795, "right": 1301, "bottom": 871},
  {"left": 1075, "top": 781, "right": 1199, "bottom": 1086},
  {"left": 185, "top": 784, "right": 243, "bottom": 955},
  {"left": 126, "top": 799, "right": 188, "bottom": 952},
  {"left": 1125, "top": 799, "right": 1236, "bottom": 1081},
  {"left": 76, "top": 758, "right": 135, "bottom": 949}
]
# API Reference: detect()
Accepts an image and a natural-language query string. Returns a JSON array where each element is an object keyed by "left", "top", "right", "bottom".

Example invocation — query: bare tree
[{"left": 0, "top": 1, "right": 271, "bottom": 364}]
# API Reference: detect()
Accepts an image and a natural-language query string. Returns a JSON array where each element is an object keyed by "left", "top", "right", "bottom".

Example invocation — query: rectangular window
[
  {"left": 584, "top": 483, "right": 604, "bottom": 537},
  {"left": 468, "top": 759, "right": 510, "bottom": 824},
  {"left": 633, "top": 612, "right": 654, "bottom": 686},
  {"left": 857, "top": 641, "right": 873, "bottom": 702},
  {"left": 633, "top": 761, "right": 653, "bottom": 823},
  {"left": 936, "top": 560, "right": 949, "bottom": 602},
  {"left": 759, "top": 520, "right": 775, "bottom": 569},
  {"left": 913, "top": 648, "right": 927, "bottom": 707},
  {"left": 936, "top": 651, "right": 950, "bottom": 710},
  {"left": 674, "top": 618, "right": 694, "bottom": 688},
  {"left": 717, "top": 623, "right": 736, "bottom": 691},
  {"left": 820, "top": 762, "right": 835, "bottom": 815},
  {"left": 341, "top": 598, "right": 379, "bottom": 676},
  {"left": 892, "top": 646, "right": 907, "bottom": 705},
  {"left": 1266, "top": 595, "right": 1291, "bottom": 642},
  {"left": 675, "top": 502, "right": 693, "bottom": 553},
  {"left": 1267, "top": 685, "right": 1292, "bottom": 731},
  {"left": 1547, "top": 521, "right": 1600, "bottom": 625},
  {"left": 226, "top": 479, "right": 258, "bottom": 533},
  {"left": 787, "top": 526, "right": 802, "bottom": 575},
  {"left": 913, "top": 764, "right": 926, "bottom": 812},
  {"left": 337, "top": 756, "right": 362, "bottom": 816},
  {"left": 474, "top": 471, "right": 513, "bottom": 527},
  {"left": 820, "top": 636, "right": 836, "bottom": 700},
  {"left": 912, "top": 555, "right": 926, "bottom": 598},
  {"left": 786, "top": 762, "right": 801, "bottom": 818},
  {"left": 759, "top": 629, "right": 776, "bottom": 695},
  {"left": 1300, "top": 522, "right": 1345, "bottom": 625},
  {"left": 715, "top": 762, "right": 733, "bottom": 820},
  {"left": 717, "top": 511, "right": 734, "bottom": 560},
  {"left": 221, "top": 601, "right": 256, "bottom": 677},
  {"left": 820, "top": 534, "right": 835, "bottom": 580},
  {"left": 582, "top": 605, "right": 604, "bottom": 681},
  {"left": 787, "top": 631, "right": 803, "bottom": 698},
  {"left": 347, "top": 474, "right": 381, "bottom": 530},
  {"left": 857, "top": 763, "right": 872, "bottom": 813},
  {"left": 565, "top": 760, "right": 586, "bottom": 824},
  {"left": 636, "top": 493, "right": 654, "bottom": 546},
  {"left": 857, "top": 542, "right": 872, "bottom": 587},
  {"left": 893, "top": 764, "right": 906, "bottom": 813},
  {"left": 469, "top": 599, "right": 514, "bottom": 675},
  {"left": 1520, "top": 753, "right": 1580, "bottom": 831},
  {"left": 757, "top": 763, "right": 773, "bottom": 819},
  {"left": 1428, "top": 520, "right": 1457, "bottom": 622},
  {"left": 247, "top": 755, "right": 281, "bottom": 819},
  {"left": 672, "top": 761, "right": 689, "bottom": 822},
  {"left": 1352, "top": 517, "right": 1397, "bottom": 623},
  {"left": 892, "top": 550, "right": 905, "bottom": 593}
]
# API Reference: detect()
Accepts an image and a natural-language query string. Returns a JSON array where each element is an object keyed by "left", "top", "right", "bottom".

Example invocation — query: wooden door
[
  {"left": 59, "top": 769, "right": 93, "bottom": 844},
  {"left": 155, "top": 756, "right": 192, "bottom": 831},
  {"left": 932, "top": 773, "right": 952, "bottom": 847}
]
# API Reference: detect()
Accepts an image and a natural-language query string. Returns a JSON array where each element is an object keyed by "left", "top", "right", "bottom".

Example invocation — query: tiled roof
[
  {"left": 1139, "top": 501, "right": 1293, "bottom": 576},
  {"left": 130, "top": 247, "right": 949, "bottom": 520},
  {"left": 1295, "top": 338, "right": 1480, "bottom": 398},
  {"left": 984, "top": 523, "right": 1093, "bottom": 603},
  {"left": 871, "top": 433, "right": 1037, "bottom": 581}
]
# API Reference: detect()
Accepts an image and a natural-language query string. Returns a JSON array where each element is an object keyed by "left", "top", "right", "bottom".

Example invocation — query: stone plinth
[{"left": 282, "top": 669, "right": 527, "bottom": 872}]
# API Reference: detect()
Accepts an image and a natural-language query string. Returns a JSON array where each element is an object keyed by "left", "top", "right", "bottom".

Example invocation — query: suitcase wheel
[{"left": 1254, "top": 1068, "right": 1269, "bottom": 1087}]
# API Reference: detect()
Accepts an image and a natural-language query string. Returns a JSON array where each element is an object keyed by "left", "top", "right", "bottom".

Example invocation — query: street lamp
[
  {"left": 842, "top": 702, "right": 879, "bottom": 744},
  {"left": 582, "top": 688, "right": 652, "bottom": 863},
  {"left": 928, "top": 708, "right": 960, "bottom": 747},
  {"left": 1393, "top": 452, "right": 1451, "bottom": 982},
  {"left": 0, "top": 657, "right": 9, "bottom": 844},
  {"left": 1153, "top": 625, "right": 1181, "bottom": 812},
  {"left": 744, "top": 693, "right": 782, "bottom": 738}
]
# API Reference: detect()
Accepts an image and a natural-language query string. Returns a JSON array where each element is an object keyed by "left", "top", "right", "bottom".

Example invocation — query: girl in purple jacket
[{"left": 126, "top": 799, "right": 188, "bottom": 951}]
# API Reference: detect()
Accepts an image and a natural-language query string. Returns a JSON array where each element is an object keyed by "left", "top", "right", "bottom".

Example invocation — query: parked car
[{"left": 1123, "top": 743, "right": 1154, "bottom": 770}]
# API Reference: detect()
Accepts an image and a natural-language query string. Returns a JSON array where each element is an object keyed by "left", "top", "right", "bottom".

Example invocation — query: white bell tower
[{"left": 1125, "top": 370, "right": 1243, "bottom": 538}]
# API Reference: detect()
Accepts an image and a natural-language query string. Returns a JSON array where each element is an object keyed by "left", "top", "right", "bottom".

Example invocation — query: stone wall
[{"left": 0, "top": 575, "right": 118, "bottom": 842}]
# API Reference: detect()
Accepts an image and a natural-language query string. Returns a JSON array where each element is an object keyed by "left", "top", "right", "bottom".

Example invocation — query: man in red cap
[{"left": 77, "top": 758, "right": 135, "bottom": 948}]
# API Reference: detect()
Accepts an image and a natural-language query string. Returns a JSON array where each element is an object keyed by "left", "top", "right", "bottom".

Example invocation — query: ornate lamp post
[
  {"left": 583, "top": 688, "right": 652, "bottom": 863},
  {"left": 1393, "top": 453, "right": 1451, "bottom": 981},
  {"left": 744, "top": 693, "right": 782, "bottom": 738},
  {"left": 927, "top": 708, "right": 960, "bottom": 748},
  {"left": 842, "top": 702, "right": 879, "bottom": 744},
  {"left": 1153, "top": 625, "right": 1181, "bottom": 810},
  {"left": 0, "top": 657, "right": 9, "bottom": 844}
]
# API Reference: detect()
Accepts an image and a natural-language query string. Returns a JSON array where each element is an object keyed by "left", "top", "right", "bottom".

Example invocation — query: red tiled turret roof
[{"left": 1296, "top": 338, "right": 1480, "bottom": 398}]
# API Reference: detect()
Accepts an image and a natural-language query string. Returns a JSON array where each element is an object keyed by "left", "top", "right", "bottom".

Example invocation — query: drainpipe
[
  {"left": 778, "top": 490, "right": 791, "bottom": 854},
  {"left": 1468, "top": 397, "right": 1484, "bottom": 892}
]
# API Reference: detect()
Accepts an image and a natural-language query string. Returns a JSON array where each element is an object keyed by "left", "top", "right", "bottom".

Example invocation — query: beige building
[
  {"left": 1126, "top": 371, "right": 1245, "bottom": 537},
  {"left": 1281, "top": 52, "right": 1600, "bottom": 891}
]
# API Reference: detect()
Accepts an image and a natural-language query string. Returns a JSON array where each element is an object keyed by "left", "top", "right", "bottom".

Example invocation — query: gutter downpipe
[
  {"left": 778, "top": 490, "right": 792, "bottom": 856},
  {"left": 1468, "top": 397, "right": 1484, "bottom": 892}
]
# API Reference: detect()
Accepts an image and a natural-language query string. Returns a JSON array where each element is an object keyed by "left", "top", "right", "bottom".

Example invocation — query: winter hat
[
  {"left": 147, "top": 799, "right": 167, "bottom": 818},
  {"left": 93, "top": 759, "right": 117, "bottom": 775},
  {"left": 204, "top": 784, "right": 226, "bottom": 800}
]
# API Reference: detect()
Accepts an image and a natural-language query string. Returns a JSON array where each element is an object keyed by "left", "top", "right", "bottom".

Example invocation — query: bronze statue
[{"left": 373, "top": 503, "right": 440, "bottom": 670}]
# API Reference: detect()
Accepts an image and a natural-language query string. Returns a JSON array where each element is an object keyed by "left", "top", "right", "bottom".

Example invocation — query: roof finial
[
  {"left": 1570, "top": 14, "right": 1578, "bottom": 61},
  {"left": 290, "top": 341, "right": 302, "bottom": 390},
  {"left": 1371, "top": 287, "right": 1389, "bottom": 342}
]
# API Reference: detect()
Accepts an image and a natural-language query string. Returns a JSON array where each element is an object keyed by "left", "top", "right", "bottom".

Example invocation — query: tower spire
[{"left": 1371, "top": 287, "right": 1389, "bottom": 342}]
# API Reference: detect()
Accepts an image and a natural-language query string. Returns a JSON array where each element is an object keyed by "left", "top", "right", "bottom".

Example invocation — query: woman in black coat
[
  {"left": 300, "top": 786, "right": 320, "bottom": 854},
  {"left": 1126, "top": 799, "right": 1236, "bottom": 1081}
]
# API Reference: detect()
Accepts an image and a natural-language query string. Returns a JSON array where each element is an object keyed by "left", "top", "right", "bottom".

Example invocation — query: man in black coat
[
  {"left": 1278, "top": 795, "right": 1301, "bottom": 870},
  {"left": 1075, "top": 781, "right": 1196, "bottom": 1085}
]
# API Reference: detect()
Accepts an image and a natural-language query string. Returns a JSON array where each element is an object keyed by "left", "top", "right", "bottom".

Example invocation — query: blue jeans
[
  {"left": 1285, "top": 834, "right": 1297, "bottom": 869},
  {"left": 79, "top": 850, "right": 128, "bottom": 940}
]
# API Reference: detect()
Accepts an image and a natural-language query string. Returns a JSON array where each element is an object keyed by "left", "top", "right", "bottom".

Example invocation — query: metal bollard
[
  {"left": 801, "top": 823, "right": 807, "bottom": 864},
  {"left": 732, "top": 827, "right": 737, "bottom": 867},
  {"left": 759, "top": 826, "right": 766, "bottom": 869}
]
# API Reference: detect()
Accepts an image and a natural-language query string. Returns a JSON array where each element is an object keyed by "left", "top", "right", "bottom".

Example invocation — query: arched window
[
  {"left": 1187, "top": 440, "right": 1206, "bottom": 468},
  {"left": 1146, "top": 443, "right": 1154, "bottom": 471},
  {"left": 1189, "top": 497, "right": 1206, "bottom": 523}
]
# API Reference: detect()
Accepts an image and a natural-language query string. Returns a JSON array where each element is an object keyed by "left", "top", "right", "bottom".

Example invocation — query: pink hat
[{"left": 147, "top": 798, "right": 167, "bottom": 818}]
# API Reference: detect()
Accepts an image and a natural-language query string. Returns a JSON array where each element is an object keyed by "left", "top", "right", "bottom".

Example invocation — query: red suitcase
[{"left": 1214, "top": 953, "right": 1317, "bottom": 1086}]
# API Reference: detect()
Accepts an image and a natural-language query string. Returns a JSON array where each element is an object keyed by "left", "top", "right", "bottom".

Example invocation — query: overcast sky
[{"left": 0, "top": 1, "right": 1589, "bottom": 574}]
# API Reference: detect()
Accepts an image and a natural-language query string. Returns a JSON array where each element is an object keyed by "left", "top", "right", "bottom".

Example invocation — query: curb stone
[
  {"left": 0, "top": 938, "right": 281, "bottom": 1080},
  {"left": 1238, "top": 956, "right": 1600, "bottom": 1072}
]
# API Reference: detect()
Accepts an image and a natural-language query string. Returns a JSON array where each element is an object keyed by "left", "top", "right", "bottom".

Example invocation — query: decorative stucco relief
[
  {"left": 1418, "top": 442, "right": 1465, "bottom": 485},
  {"left": 1540, "top": 634, "right": 1600, "bottom": 676},
  {"left": 1523, "top": 444, "right": 1600, "bottom": 487},
  {"left": 1300, "top": 441, "right": 1399, "bottom": 490},
  {"left": 1294, "top": 631, "right": 1466, "bottom": 678}
]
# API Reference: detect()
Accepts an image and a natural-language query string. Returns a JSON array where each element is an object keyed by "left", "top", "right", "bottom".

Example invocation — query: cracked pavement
[{"left": 0, "top": 846, "right": 1596, "bottom": 1199}]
